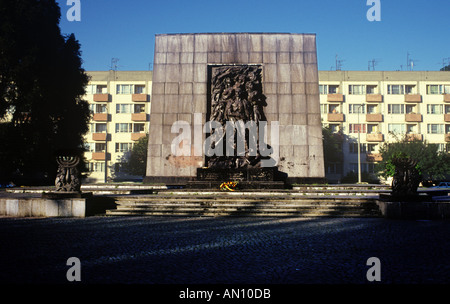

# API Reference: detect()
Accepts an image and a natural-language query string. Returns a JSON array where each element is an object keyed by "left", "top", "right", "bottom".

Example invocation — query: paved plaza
[{"left": 1, "top": 216, "right": 450, "bottom": 286}]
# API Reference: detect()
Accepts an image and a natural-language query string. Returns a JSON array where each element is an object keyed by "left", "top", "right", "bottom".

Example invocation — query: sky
[{"left": 56, "top": 0, "right": 450, "bottom": 72}]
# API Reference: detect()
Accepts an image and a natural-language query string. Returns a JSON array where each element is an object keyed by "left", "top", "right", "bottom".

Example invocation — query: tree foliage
[
  {"left": 377, "top": 134, "right": 450, "bottom": 183},
  {"left": 121, "top": 135, "right": 149, "bottom": 177},
  {"left": 0, "top": 0, "right": 90, "bottom": 184},
  {"left": 322, "top": 126, "right": 343, "bottom": 165}
]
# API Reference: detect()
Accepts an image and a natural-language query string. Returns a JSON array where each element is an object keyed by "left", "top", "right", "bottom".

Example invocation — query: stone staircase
[{"left": 104, "top": 186, "right": 387, "bottom": 217}]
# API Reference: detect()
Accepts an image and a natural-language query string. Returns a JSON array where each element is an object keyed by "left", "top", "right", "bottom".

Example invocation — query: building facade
[
  {"left": 83, "top": 71, "right": 152, "bottom": 183},
  {"left": 319, "top": 71, "right": 450, "bottom": 183},
  {"left": 82, "top": 70, "right": 450, "bottom": 183}
]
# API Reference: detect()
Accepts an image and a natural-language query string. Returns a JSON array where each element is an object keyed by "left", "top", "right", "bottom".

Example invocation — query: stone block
[
  {"left": 180, "top": 35, "right": 194, "bottom": 52},
  {"left": 180, "top": 64, "right": 194, "bottom": 82},
  {"left": 6, "top": 199, "right": 18, "bottom": 216},
  {"left": 180, "top": 52, "right": 194, "bottom": 64},
  {"left": 179, "top": 95, "right": 194, "bottom": 113},
  {"left": 45, "top": 200, "right": 59, "bottom": 217},
  {"left": 154, "top": 53, "right": 166, "bottom": 64},
  {"left": 152, "top": 65, "right": 166, "bottom": 82},
  {"left": 303, "top": 34, "right": 316, "bottom": 52},
  {"left": 152, "top": 83, "right": 165, "bottom": 95},
  {"left": 165, "top": 64, "right": 181, "bottom": 82},
  {"left": 207, "top": 52, "right": 221, "bottom": 63},
  {"left": 194, "top": 52, "right": 207, "bottom": 64},
  {"left": 166, "top": 52, "right": 180, "bottom": 64},
  {"left": 167, "top": 35, "right": 182, "bottom": 52},
  {"left": 290, "top": 52, "right": 304, "bottom": 64},
  {"left": 194, "top": 64, "right": 207, "bottom": 83},
  {"left": 165, "top": 83, "right": 179, "bottom": 95},
  {"left": 163, "top": 113, "right": 177, "bottom": 125},
  {"left": 194, "top": 35, "right": 208, "bottom": 52},
  {"left": 277, "top": 64, "right": 291, "bottom": 83},
  {"left": 264, "top": 64, "right": 277, "bottom": 83},
  {"left": 149, "top": 144, "right": 162, "bottom": 157},
  {"left": 293, "top": 113, "right": 307, "bottom": 125},
  {"left": 59, "top": 200, "right": 72, "bottom": 217},
  {"left": 292, "top": 94, "right": 307, "bottom": 113},
  {"left": 249, "top": 34, "right": 263, "bottom": 52},
  {"left": 236, "top": 34, "right": 249, "bottom": 52},
  {"left": 72, "top": 199, "right": 86, "bottom": 217},
  {"left": 277, "top": 83, "right": 291, "bottom": 95},
  {"left": 18, "top": 200, "right": 32, "bottom": 217},
  {"left": 278, "top": 95, "right": 292, "bottom": 113},
  {"left": 164, "top": 95, "right": 179, "bottom": 113},
  {"left": 292, "top": 83, "right": 306, "bottom": 95},
  {"left": 277, "top": 52, "right": 291, "bottom": 64},
  {"left": 249, "top": 52, "right": 263, "bottom": 63},
  {"left": 279, "top": 113, "right": 292, "bottom": 125},
  {"left": 193, "top": 83, "right": 207, "bottom": 95},
  {"left": 290, "top": 64, "right": 305, "bottom": 83},
  {"left": 263, "top": 52, "right": 277, "bottom": 63},
  {"left": 179, "top": 82, "right": 193, "bottom": 95}
]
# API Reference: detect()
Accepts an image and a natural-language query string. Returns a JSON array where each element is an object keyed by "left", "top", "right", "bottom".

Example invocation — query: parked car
[{"left": 431, "top": 182, "right": 450, "bottom": 189}]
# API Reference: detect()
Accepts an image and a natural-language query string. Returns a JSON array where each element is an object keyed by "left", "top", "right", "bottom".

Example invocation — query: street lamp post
[{"left": 357, "top": 104, "right": 362, "bottom": 184}]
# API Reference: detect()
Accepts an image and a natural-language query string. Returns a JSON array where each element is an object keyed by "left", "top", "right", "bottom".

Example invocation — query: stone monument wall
[{"left": 144, "top": 33, "right": 325, "bottom": 185}]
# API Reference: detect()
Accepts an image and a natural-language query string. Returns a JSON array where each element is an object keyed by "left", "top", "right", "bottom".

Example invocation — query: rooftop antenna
[
  {"left": 335, "top": 54, "right": 344, "bottom": 71},
  {"left": 368, "top": 58, "right": 379, "bottom": 71},
  {"left": 111, "top": 58, "right": 119, "bottom": 71},
  {"left": 406, "top": 52, "right": 419, "bottom": 71}
]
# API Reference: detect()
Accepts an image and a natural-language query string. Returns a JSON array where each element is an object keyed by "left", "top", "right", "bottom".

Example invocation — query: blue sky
[{"left": 56, "top": 0, "right": 450, "bottom": 72}]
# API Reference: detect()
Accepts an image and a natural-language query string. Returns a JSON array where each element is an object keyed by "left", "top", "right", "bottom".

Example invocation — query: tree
[
  {"left": 0, "top": 0, "right": 90, "bottom": 185},
  {"left": 441, "top": 65, "right": 450, "bottom": 71},
  {"left": 322, "top": 126, "right": 343, "bottom": 166},
  {"left": 377, "top": 134, "right": 450, "bottom": 184},
  {"left": 120, "top": 135, "right": 149, "bottom": 177}
]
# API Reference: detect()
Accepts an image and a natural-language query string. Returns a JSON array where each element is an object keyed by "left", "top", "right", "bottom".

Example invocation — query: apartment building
[
  {"left": 84, "top": 71, "right": 152, "bottom": 183},
  {"left": 319, "top": 71, "right": 450, "bottom": 183},
  {"left": 82, "top": 70, "right": 450, "bottom": 183}
]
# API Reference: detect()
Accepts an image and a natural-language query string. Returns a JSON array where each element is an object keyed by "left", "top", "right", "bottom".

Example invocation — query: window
[
  {"left": 427, "top": 85, "right": 450, "bottom": 95},
  {"left": 366, "top": 85, "right": 377, "bottom": 94},
  {"left": 427, "top": 104, "right": 444, "bottom": 114},
  {"left": 350, "top": 163, "right": 377, "bottom": 174},
  {"left": 405, "top": 85, "right": 415, "bottom": 94},
  {"left": 329, "top": 124, "right": 341, "bottom": 133},
  {"left": 116, "top": 104, "right": 132, "bottom": 114},
  {"left": 115, "top": 123, "right": 132, "bottom": 133},
  {"left": 349, "top": 104, "right": 365, "bottom": 114},
  {"left": 320, "top": 104, "right": 328, "bottom": 114},
  {"left": 95, "top": 123, "right": 107, "bottom": 133},
  {"left": 349, "top": 85, "right": 366, "bottom": 95},
  {"left": 368, "top": 144, "right": 378, "bottom": 153},
  {"left": 427, "top": 124, "right": 444, "bottom": 134},
  {"left": 134, "top": 85, "right": 146, "bottom": 94},
  {"left": 115, "top": 143, "right": 133, "bottom": 153},
  {"left": 89, "top": 162, "right": 105, "bottom": 172},
  {"left": 367, "top": 124, "right": 379, "bottom": 134},
  {"left": 329, "top": 104, "right": 340, "bottom": 113},
  {"left": 388, "top": 104, "right": 405, "bottom": 114},
  {"left": 86, "top": 84, "right": 107, "bottom": 94},
  {"left": 349, "top": 143, "right": 367, "bottom": 153},
  {"left": 319, "top": 84, "right": 339, "bottom": 94},
  {"left": 84, "top": 142, "right": 94, "bottom": 152},
  {"left": 116, "top": 84, "right": 133, "bottom": 95},
  {"left": 349, "top": 124, "right": 366, "bottom": 133},
  {"left": 95, "top": 143, "right": 106, "bottom": 153},
  {"left": 134, "top": 104, "right": 146, "bottom": 113},
  {"left": 93, "top": 104, "right": 107, "bottom": 114},
  {"left": 367, "top": 104, "right": 378, "bottom": 114},
  {"left": 445, "top": 105, "right": 450, "bottom": 114},
  {"left": 388, "top": 124, "right": 406, "bottom": 134},
  {"left": 133, "top": 123, "right": 145, "bottom": 133},
  {"left": 326, "top": 163, "right": 343, "bottom": 174},
  {"left": 406, "top": 105, "right": 416, "bottom": 114},
  {"left": 387, "top": 85, "right": 404, "bottom": 95}
]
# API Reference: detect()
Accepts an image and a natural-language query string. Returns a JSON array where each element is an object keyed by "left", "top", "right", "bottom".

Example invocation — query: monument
[{"left": 144, "top": 33, "right": 325, "bottom": 188}]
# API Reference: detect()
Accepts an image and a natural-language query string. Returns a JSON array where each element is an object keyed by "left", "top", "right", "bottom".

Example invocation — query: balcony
[
  {"left": 132, "top": 94, "right": 149, "bottom": 102},
  {"left": 444, "top": 94, "right": 450, "bottom": 103},
  {"left": 406, "top": 133, "right": 423, "bottom": 141},
  {"left": 93, "top": 94, "right": 110, "bottom": 102},
  {"left": 366, "top": 94, "right": 383, "bottom": 103},
  {"left": 91, "top": 152, "right": 109, "bottom": 161},
  {"left": 366, "top": 113, "right": 383, "bottom": 122},
  {"left": 327, "top": 113, "right": 345, "bottom": 122},
  {"left": 446, "top": 134, "right": 450, "bottom": 142},
  {"left": 327, "top": 94, "right": 344, "bottom": 102},
  {"left": 131, "top": 133, "right": 146, "bottom": 141},
  {"left": 366, "top": 133, "right": 384, "bottom": 142},
  {"left": 405, "top": 113, "right": 422, "bottom": 122},
  {"left": 92, "top": 133, "right": 108, "bottom": 141},
  {"left": 445, "top": 114, "right": 450, "bottom": 122},
  {"left": 131, "top": 113, "right": 148, "bottom": 121},
  {"left": 404, "top": 94, "right": 422, "bottom": 103},
  {"left": 92, "top": 113, "right": 108, "bottom": 121},
  {"left": 366, "top": 153, "right": 382, "bottom": 162}
]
